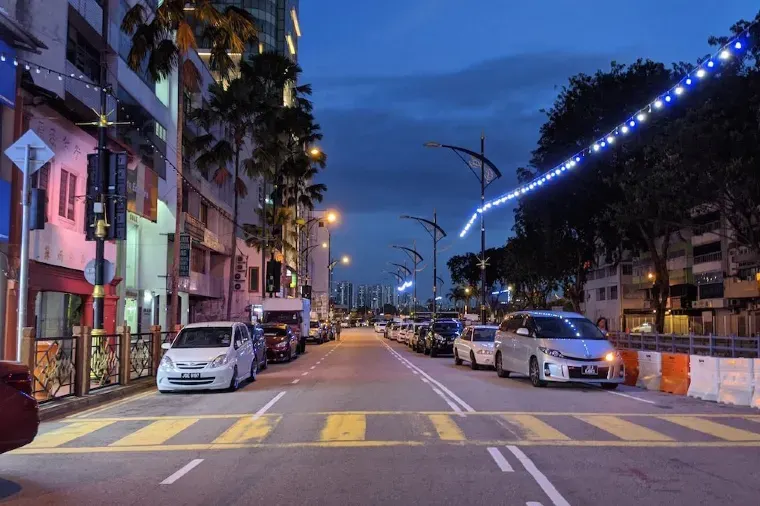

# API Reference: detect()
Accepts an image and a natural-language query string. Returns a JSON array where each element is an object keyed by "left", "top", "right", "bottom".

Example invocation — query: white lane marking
[
  {"left": 310, "top": 366, "right": 316, "bottom": 370},
  {"left": 291, "top": 379, "right": 300, "bottom": 384},
  {"left": 412, "top": 370, "right": 419, "bottom": 375},
  {"left": 421, "top": 377, "right": 430, "bottom": 383},
  {"left": 160, "top": 459, "right": 204, "bottom": 485},
  {"left": 506, "top": 446, "right": 570, "bottom": 506},
  {"left": 527, "top": 503, "right": 544, "bottom": 506},
  {"left": 252, "top": 391, "right": 287, "bottom": 420},
  {"left": 301, "top": 372, "right": 309, "bottom": 376},
  {"left": 603, "top": 389, "right": 657, "bottom": 405},
  {"left": 487, "top": 447, "right": 514, "bottom": 472},
  {"left": 433, "top": 387, "right": 462, "bottom": 413}
]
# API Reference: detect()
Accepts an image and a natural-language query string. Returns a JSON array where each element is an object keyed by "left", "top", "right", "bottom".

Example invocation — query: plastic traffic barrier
[
  {"left": 687, "top": 355, "right": 721, "bottom": 402},
  {"left": 660, "top": 353, "right": 690, "bottom": 395},
  {"left": 717, "top": 357, "right": 754, "bottom": 406},
  {"left": 636, "top": 351, "right": 661, "bottom": 391},
  {"left": 620, "top": 350, "right": 639, "bottom": 386},
  {"left": 751, "top": 359, "right": 760, "bottom": 409}
]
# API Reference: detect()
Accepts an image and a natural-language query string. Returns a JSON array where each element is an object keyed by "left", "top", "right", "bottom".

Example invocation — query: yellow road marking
[
  {"left": 659, "top": 416, "right": 760, "bottom": 441},
  {"left": 213, "top": 416, "right": 281, "bottom": 444},
  {"left": 320, "top": 414, "right": 366, "bottom": 441},
  {"left": 10, "top": 439, "right": 760, "bottom": 455},
  {"left": 502, "top": 415, "right": 570, "bottom": 441},
  {"left": 26, "top": 421, "right": 116, "bottom": 448},
  {"left": 428, "top": 414, "right": 465, "bottom": 441},
  {"left": 576, "top": 415, "right": 673, "bottom": 441},
  {"left": 68, "top": 391, "right": 156, "bottom": 419},
  {"left": 110, "top": 418, "right": 198, "bottom": 447}
]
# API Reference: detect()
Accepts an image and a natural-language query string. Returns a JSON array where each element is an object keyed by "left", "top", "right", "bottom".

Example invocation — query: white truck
[{"left": 262, "top": 298, "right": 311, "bottom": 341}]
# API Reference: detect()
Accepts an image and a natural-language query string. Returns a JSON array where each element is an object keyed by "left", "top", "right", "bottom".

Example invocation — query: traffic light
[
  {"left": 107, "top": 152, "right": 127, "bottom": 241},
  {"left": 301, "top": 284, "right": 312, "bottom": 299},
  {"left": 29, "top": 188, "right": 46, "bottom": 230},
  {"left": 85, "top": 153, "right": 101, "bottom": 241}
]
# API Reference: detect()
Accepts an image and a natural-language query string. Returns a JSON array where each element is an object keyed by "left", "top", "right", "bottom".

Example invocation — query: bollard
[
  {"left": 151, "top": 325, "right": 162, "bottom": 375},
  {"left": 118, "top": 325, "right": 131, "bottom": 386},
  {"left": 73, "top": 326, "right": 92, "bottom": 396},
  {"left": 20, "top": 327, "right": 36, "bottom": 373}
]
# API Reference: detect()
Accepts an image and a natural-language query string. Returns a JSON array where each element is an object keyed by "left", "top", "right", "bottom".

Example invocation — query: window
[
  {"left": 66, "top": 24, "right": 100, "bottom": 82},
  {"left": 190, "top": 248, "right": 206, "bottom": 273},
  {"left": 58, "top": 169, "right": 76, "bottom": 221},
  {"left": 199, "top": 202, "right": 209, "bottom": 227},
  {"left": 610, "top": 285, "right": 618, "bottom": 300},
  {"left": 248, "top": 267, "right": 260, "bottom": 292},
  {"left": 622, "top": 264, "right": 633, "bottom": 275},
  {"left": 154, "top": 122, "right": 167, "bottom": 142},
  {"left": 31, "top": 161, "right": 51, "bottom": 220},
  {"left": 597, "top": 287, "right": 606, "bottom": 301}
]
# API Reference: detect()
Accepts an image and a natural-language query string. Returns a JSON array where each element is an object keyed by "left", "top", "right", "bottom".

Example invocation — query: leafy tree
[{"left": 121, "top": 0, "right": 257, "bottom": 327}]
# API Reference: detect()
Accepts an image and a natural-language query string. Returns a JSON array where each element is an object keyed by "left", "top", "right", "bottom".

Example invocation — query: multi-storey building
[
  {"left": 355, "top": 284, "right": 369, "bottom": 309},
  {"left": 334, "top": 281, "right": 352, "bottom": 310}
]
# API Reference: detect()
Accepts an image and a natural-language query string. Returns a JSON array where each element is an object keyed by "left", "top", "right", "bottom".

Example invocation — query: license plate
[
  {"left": 582, "top": 365, "right": 597, "bottom": 375},
  {"left": 181, "top": 373, "right": 201, "bottom": 379}
]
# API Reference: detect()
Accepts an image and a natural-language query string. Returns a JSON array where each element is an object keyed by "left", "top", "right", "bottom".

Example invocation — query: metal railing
[
  {"left": 693, "top": 251, "right": 722, "bottom": 265},
  {"left": 31, "top": 337, "right": 77, "bottom": 403},
  {"left": 90, "top": 334, "right": 121, "bottom": 391},
  {"left": 130, "top": 333, "right": 154, "bottom": 380},
  {"left": 608, "top": 331, "right": 760, "bottom": 358}
]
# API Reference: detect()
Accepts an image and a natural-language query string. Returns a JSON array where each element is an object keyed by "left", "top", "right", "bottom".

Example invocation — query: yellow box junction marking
[
  {"left": 320, "top": 414, "right": 366, "bottom": 441},
  {"left": 428, "top": 414, "right": 465, "bottom": 441},
  {"left": 26, "top": 421, "right": 116, "bottom": 448},
  {"left": 110, "top": 418, "right": 199, "bottom": 447},
  {"left": 213, "top": 416, "right": 281, "bottom": 444},
  {"left": 659, "top": 416, "right": 760, "bottom": 441},
  {"left": 502, "top": 415, "right": 570, "bottom": 441},
  {"left": 576, "top": 415, "right": 673, "bottom": 441}
]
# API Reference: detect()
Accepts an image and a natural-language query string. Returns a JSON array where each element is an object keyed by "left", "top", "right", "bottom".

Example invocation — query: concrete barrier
[
  {"left": 751, "top": 358, "right": 760, "bottom": 409},
  {"left": 636, "top": 351, "right": 661, "bottom": 391},
  {"left": 717, "top": 358, "right": 754, "bottom": 406},
  {"left": 620, "top": 350, "right": 639, "bottom": 386},
  {"left": 660, "top": 353, "right": 689, "bottom": 395},
  {"left": 687, "top": 355, "right": 720, "bottom": 402}
]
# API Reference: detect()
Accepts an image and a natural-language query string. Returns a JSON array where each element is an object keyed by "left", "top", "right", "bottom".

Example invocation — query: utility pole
[
  {"left": 433, "top": 209, "right": 438, "bottom": 318},
  {"left": 480, "top": 133, "right": 487, "bottom": 325},
  {"left": 412, "top": 240, "right": 417, "bottom": 316}
]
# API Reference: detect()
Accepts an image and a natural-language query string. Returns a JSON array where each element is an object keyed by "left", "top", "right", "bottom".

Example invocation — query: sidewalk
[{"left": 39, "top": 378, "right": 156, "bottom": 421}]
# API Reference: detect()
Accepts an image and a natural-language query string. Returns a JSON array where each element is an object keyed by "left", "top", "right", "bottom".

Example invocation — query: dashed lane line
[
  {"left": 507, "top": 446, "right": 570, "bottom": 506},
  {"left": 487, "top": 447, "right": 514, "bottom": 472},
  {"left": 160, "top": 459, "right": 204, "bottom": 485}
]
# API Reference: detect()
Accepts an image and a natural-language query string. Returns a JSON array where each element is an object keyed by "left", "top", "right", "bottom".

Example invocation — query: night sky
[{"left": 299, "top": 0, "right": 758, "bottom": 296}]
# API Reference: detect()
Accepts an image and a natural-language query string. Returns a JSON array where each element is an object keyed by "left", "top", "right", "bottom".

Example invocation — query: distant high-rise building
[
  {"left": 356, "top": 285, "right": 370, "bottom": 309},
  {"left": 335, "top": 281, "right": 353, "bottom": 309},
  {"left": 369, "top": 284, "right": 383, "bottom": 311},
  {"left": 381, "top": 285, "right": 396, "bottom": 308}
]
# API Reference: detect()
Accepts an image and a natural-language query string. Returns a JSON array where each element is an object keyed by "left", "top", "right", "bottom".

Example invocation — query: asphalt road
[{"left": 2, "top": 328, "right": 760, "bottom": 505}]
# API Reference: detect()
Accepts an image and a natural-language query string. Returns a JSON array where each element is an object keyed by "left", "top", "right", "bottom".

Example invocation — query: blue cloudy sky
[{"left": 298, "top": 0, "right": 758, "bottom": 296}]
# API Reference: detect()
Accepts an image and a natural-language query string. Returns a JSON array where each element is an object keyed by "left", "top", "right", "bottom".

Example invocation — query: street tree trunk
[
  {"left": 169, "top": 64, "right": 185, "bottom": 330},
  {"left": 225, "top": 147, "right": 240, "bottom": 320}
]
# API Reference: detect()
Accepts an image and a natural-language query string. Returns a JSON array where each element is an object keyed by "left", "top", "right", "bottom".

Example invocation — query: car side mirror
[
  {"left": 516, "top": 328, "right": 531, "bottom": 337},
  {"left": 161, "top": 342, "right": 171, "bottom": 350}
]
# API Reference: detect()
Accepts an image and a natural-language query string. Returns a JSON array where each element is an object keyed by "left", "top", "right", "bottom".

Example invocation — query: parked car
[
  {"left": 158, "top": 322, "right": 257, "bottom": 393},
  {"left": 494, "top": 311, "right": 624, "bottom": 389},
  {"left": 388, "top": 322, "right": 401, "bottom": 341},
  {"left": 374, "top": 321, "right": 388, "bottom": 334},
  {"left": 245, "top": 322, "right": 269, "bottom": 372},
  {"left": 454, "top": 325, "right": 498, "bottom": 369},
  {"left": 424, "top": 319, "right": 463, "bottom": 357},
  {"left": 410, "top": 323, "right": 430, "bottom": 353},
  {"left": 263, "top": 323, "right": 299, "bottom": 362},
  {"left": 326, "top": 322, "right": 336, "bottom": 340},
  {"left": 308, "top": 321, "right": 327, "bottom": 344},
  {"left": 397, "top": 323, "right": 412, "bottom": 344},
  {"left": 0, "top": 361, "right": 39, "bottom": 454}
]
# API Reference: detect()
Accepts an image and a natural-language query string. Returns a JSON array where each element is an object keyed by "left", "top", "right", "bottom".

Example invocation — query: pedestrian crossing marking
[
  {"left": 320, "top": 414, "right": 366, "bottom": 441},
  {"left": 576, "top": 415, "right": 673, "bottom": 441},
  {"left": 26, "top": 421, "right": 115, "bottom": 448},
  {"left": 213, "top": 416, "right": 281, "bottom": 444},
  {"left": 111, "top": 419, "right": 198, "bottom": 447},
  {"left": 428, "top": 414, "right": 465, "bottom": 441},
  {"left": 501, "top": 415, "right": 570, "bottom": 441},
  {"left": 659, "top": 416, "right": 760, "bottom": 441}
]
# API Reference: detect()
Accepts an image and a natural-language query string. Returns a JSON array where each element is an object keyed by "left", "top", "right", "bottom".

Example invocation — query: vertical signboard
[{"left": 178, "top": 233, "right": 191, "bottom": 277}]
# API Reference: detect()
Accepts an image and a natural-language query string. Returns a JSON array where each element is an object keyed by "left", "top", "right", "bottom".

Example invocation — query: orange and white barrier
[
  {"left": 717, "top": 358, "right": 754, "bottom": 406},
  {"left": 619, "top": 350, "right": 639, "bottom": 386},
  {"left": 687, "top": 356, "right": 720, "bottom": 402},
  {"left": 636, "top": 351, "right": 661, "bottom": 391},
  {"left": 660, "top": 353, "right": 689, "bottom": 395},
  {"left": 751, "top": 358, "right": 760, "bottom": 409}
]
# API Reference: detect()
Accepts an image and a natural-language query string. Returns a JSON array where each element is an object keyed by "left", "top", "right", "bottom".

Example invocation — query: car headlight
[
  {"left": 605, "top": 351, "right": 621, "bottom": 362},
  {"left": 210, "top": 354, "right": 230, "bottom": 368},
  {"left": 274, "top": 341, "right": 289, "bottom": 349},
  {"left": 476, "top": 349, "right": 494, "bottom": 355},
  {"left": 538, "top": 347, "right": 565, "bottom": 358},
  {"left": 159, "top": 354, "right": 175, "bottom": 370}
]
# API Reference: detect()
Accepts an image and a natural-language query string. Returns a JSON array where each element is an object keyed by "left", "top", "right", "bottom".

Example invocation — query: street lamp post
[
  {"left": 390, "top": 244, "right": 424, "bottom": 316},
  {"left": 401, "top": 213, "right": 447, "bottom": 319},
  {"left": 424, "top": 138, "right": 502, "bottom": 324}
]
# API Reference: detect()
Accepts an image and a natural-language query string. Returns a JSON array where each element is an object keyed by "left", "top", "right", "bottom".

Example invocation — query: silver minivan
[{"left": 494, "top": 311, "right": 624, "bottom": 389}]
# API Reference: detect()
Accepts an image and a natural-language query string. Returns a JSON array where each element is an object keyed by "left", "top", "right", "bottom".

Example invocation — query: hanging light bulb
[
  {"left": 621, "top": 125, "right": 629, "bottom": 134},
  {"left": 706, "top": 61, "right": 714, "bottom": 68},
  {"left": 685, "top": 78, "right": 693, "bottom": 85},
  {"left": 654, "top": 99, "right": 663, "bottom": 109},
  {"left": 719, "top": 49, "right": 731, "bottom": 60},
  {"left": 0, "top": 54, "right": 5, "bottom": 62},
  {"left": 606, "top": 136, "right": 614, "bottom": 144},
  {"left": 734, "top": 41, "right": 742, "bottom": 49},
  {"left": 696, "top": 69, "right": 706, "bottom": 78},
  {"left": 674, "top": 86, "right": 684, "bottom": 95},
  {"left": 636, "top": 113, "right": 646, "bottom": 122}
]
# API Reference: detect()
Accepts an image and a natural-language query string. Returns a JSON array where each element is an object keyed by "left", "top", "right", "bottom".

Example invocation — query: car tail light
[{"left": 2, "top": 371, "right": 33, "bottom": 396}]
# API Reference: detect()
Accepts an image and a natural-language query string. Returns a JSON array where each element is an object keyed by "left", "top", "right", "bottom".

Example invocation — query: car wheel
[
  {"left": 454, "top": 350, "right": 463, "bottom": 366},
  {"left": 601, "top": 383, "right": 619, "bottom": 390},
  {"left": 495, "top": 353, "right": 510, "bottom": 378},
  {"left": 285, "top": 348, "right": 292, "bottom": 363},
  {"left": 417, "top": 345, "right": 424, "bottom": 354},
  {"left": 424, "top": 346, "right": 430, "bottom": 356},
  {"left": 261, "top": 354, "right": 268, "bottom": 371},
  {"left": 430, "top": 346, "right": 438, "bottom": 358},
  {"left": 229, "top": 366, "right": 239, "bottom": 391},
  {"left": 250, "top": 359, "right": 258, "bottom": 382},
  {"left": 470, "top": 352, "right": 478, "bottom": 370},
  {"left": 529, "top": 357, "right": 547, "bottom": 388}
]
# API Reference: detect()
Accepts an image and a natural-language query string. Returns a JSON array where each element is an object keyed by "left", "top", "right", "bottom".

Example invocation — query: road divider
[
  {"left": 636, "top": 351, "right": 662, "bottom": 391},
  {"left": 718, "top": 358, "right": 754, "bottom": 407},
  {"left": 660, "top": 353, "right": 690, "bottom": 395},
  {"left": 687, "top": 356, "right": 720, "bottom": 402},
  {"left": 753, "top": 359, "right": 760, "bottom": 409},
  {"left": 620, "top": 350, "right": 639, "bottom": 386}
]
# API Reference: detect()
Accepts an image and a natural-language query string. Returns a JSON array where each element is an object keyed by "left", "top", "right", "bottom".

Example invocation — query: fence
[
  {"left": 20, "top": 324, "right": 181, "bottom": 404},
  {"left": 608, "top": 331, "right": 760, "bottom": 359}
]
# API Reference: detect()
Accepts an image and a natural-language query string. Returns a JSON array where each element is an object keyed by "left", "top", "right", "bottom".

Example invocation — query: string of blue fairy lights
[{"left": 458, "top": 24, "right": 756, "bottom": 239}]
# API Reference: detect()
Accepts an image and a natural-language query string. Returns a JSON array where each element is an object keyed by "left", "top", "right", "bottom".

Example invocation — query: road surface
[{"left": 2, "top": 328, "right": 759, "bottom": 505}]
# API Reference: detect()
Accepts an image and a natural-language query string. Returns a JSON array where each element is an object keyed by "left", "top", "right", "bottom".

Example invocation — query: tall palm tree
[
  {"left": 447, "top": 286, "right": 466, "bottom": 312},
  {"left": 243, "top": 207, "right": 297, "bottom": 258},
  {"left": 121, "top": 0, "right": 257, "bottom": 328},
  {"left": 187, "top": 76, "right": 256, "bottom": 319}
]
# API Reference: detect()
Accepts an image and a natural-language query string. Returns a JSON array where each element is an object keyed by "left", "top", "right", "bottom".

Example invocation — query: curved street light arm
[
  {"left": 389, "top": 262, "right": 412, "bottom": 276},
  {"left": 382, "top": 270, "right": 405, "bottom": 283},
  {"left": 400, "top": 215, "right": 447, "bottom": 242},
  {"left": 424, "top": 142, "right": 503, "bottom": 189},
  {"left": 390, "top": 245, "right": 424, "bottom": 264}
]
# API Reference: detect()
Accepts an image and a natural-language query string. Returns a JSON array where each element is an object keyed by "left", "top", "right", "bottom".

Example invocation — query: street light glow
[
  {"left": 326, "top": 211, "right": 338, "bottom": 223},
  {"left": 322, "top": 242, "right": 328, "bottom": 248},
  {"left": 309, "top": 147, "right": 321, "bottom": 157},
  {"left": 341, "top": 255, "right": 350, "bottom": 264}
]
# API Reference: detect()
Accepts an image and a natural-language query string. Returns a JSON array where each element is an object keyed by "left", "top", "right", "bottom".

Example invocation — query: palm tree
[
  {"left": 447, "top": 286, "right": 466, "bottom": 312},
  {"left": 187, "top": 75, "right": 256, "bottom": 319},
  {"left": 121, "top": 0, "right": 257, "bottom": 328},
  {"left": 243, "top": 207, "right": 297, "bottom": 258}
]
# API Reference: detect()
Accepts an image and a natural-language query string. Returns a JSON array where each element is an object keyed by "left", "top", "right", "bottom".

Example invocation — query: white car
[
  {"left": 374, "top": 321, "right": 387, "bottom": 333},
  {"left": 494, "top": 311, "right": 624, "bottom": 389},
  {"left": 157, "top": 322, "right": 256, "bottom": 393},
  {"left": 454, "top": 325, "right": 498, "bottom": 369},
  {"left": 397, "top": 323, "right": 411, "bottom": 344}
]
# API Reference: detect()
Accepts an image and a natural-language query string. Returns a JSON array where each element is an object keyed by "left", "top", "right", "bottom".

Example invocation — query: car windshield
[
  {"left": 433, "top": 321, "right": 461, "bottom": 333},
  {"left": 532, "top": 317, "right": 606, "bottom": 339},
  {"left": 264, "top": 311, "right": 299, "bottom": 324},
  {"left": 172, "top": 327, "right": 232, "bottom": 348},
  {"left": 473, "top": 328, "right": 496, "bottom": 342},
  {"left": 263, "top": 328, "right": 288, "bottom": 337}
]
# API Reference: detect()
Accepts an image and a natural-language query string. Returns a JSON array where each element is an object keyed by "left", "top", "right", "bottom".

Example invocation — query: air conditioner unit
[
  {"left": 236, "top": 255, "right": 244, "bottom": 263},
  {"left": 236, "top": 264, "right": 245, "bottom": 272},
  {"left": 234, "top": 273, "right": 243, "bottom": 281},
  {"left": 234, "top": 283, "right": 243, "bottom": 291}
]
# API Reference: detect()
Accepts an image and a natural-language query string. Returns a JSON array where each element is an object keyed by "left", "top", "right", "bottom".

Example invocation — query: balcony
[
  {"left": 693, "top": 251, "right": 723, "bottom": 274},
  {"left": 692, "top": 221, "right": 721, "bottom": 246},
  {"left": 724, "top": 278, "right": 760, "bottom": 299},
  {"left": 69, "top": 0, "right": 103, "bottom": 35},
  {"left": 189, "top": 271, "right": 224, "bottom": 298}
]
